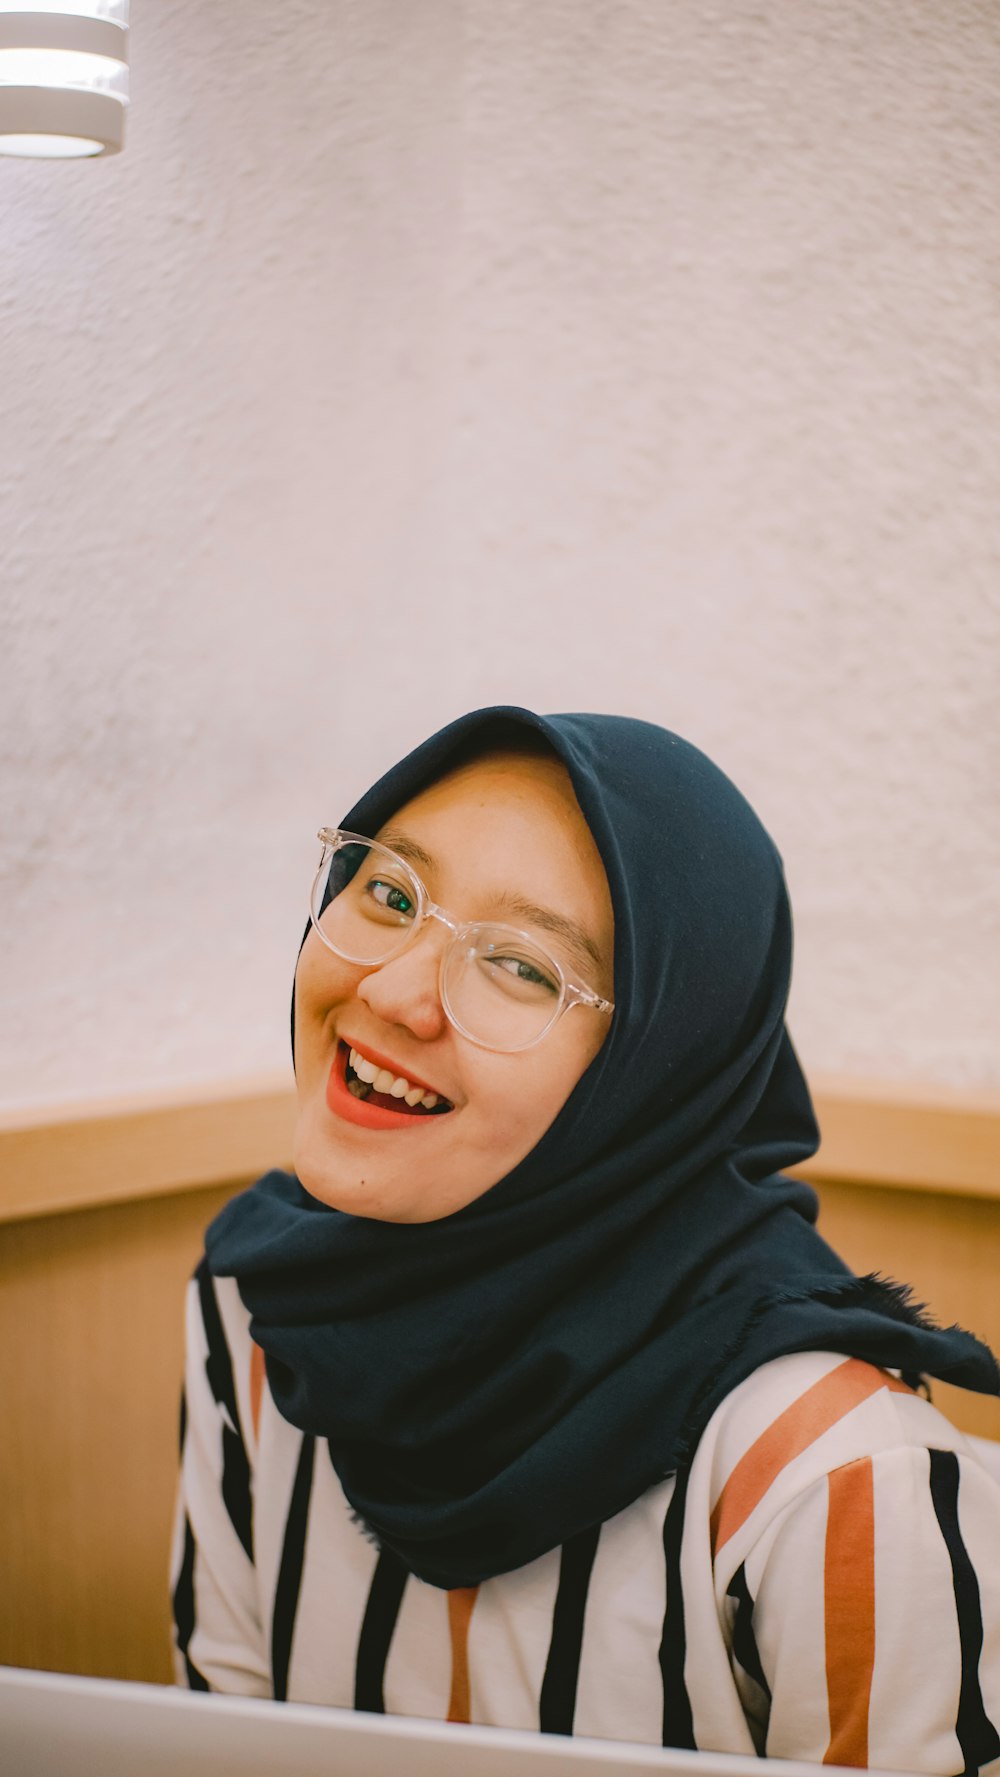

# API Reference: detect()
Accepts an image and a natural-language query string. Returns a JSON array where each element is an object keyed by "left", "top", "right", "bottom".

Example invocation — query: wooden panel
[
  {"left": 0, "top": 1182, "right": 238, "bottom": 1682},
  {"left": 802, "top": 1075, "right": 1000, "bottom": 1199},
  {"left": 817, "top": 1177, "right": 1000, "bottom": 1441},
  {"left": 0, "top": 1076, "right": 295, "bottom": 1223}
]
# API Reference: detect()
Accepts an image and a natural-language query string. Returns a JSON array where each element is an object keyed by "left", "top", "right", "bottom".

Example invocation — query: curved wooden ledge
[
  {"left": 0, "top": 1072, "right": 997, "bottom": 1225},
  {"left": 792, "top": 1075, "right": 1000, "bottom": 1200},
  {"left": 0, "top": 1075, "right": 296, "bottom": 1224}
]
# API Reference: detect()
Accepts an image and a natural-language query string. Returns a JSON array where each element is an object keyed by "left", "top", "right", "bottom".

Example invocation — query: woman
[{"left": 173, "top": 706, "right": 1000, "bottom": 1770}]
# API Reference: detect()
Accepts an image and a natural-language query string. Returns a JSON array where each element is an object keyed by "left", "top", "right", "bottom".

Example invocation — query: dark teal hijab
[{"left": 207, "top": 707, "right": 999, "bottom": 1587}]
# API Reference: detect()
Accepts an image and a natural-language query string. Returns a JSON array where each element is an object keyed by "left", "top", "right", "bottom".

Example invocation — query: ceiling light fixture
[{"left": 0, "top": 3, "right": 129, "bottom": 160}]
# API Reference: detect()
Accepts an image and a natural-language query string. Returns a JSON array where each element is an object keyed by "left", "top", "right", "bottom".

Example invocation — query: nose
[{"left": 354, "top": 921, "right": 449, "bottom": 1042}]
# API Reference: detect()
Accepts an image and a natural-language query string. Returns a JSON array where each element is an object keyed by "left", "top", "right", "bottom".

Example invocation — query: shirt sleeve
[
  {"left": 170, "top": 1261, "right": 272, "bottom": 1696},
  {"left": 730, "top": 1443, "right": 1000, "bottom": 1774}
]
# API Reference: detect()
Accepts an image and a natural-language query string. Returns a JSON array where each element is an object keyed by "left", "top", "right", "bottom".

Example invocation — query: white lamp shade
[{"left": 0, "top": 5, "right": 129, "bottom": 159}]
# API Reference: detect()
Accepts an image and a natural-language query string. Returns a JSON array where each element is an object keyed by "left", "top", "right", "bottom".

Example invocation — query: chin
[{"left": 293, "top": 1135, "right": 405, "bottom": 1221}]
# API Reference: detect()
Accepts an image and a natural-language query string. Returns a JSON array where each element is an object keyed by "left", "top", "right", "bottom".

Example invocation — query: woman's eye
[
  {"left": 364, "top": 877, "right": 415, "bottom": 917},
  {"left": 490, "top": 955, "right": 558, "bottom": 994}
]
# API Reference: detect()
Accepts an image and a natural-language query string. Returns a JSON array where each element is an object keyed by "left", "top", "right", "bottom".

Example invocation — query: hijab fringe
[{"left": 672, "top": 1272, "right": 999, "bottom": 1471}]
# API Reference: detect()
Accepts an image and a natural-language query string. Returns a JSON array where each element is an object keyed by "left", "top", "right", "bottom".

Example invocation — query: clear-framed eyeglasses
[{"left": 309, "top": 829, "right": 614, "bottom": 1054}]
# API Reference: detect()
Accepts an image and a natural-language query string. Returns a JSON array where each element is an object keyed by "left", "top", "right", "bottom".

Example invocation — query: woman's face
[{"left": 292, "top": 747, "right": 615, "bottom": 1222}]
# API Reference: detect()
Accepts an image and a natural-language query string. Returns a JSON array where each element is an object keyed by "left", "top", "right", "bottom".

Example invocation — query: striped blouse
[{"left": 172, "top": 1262, "right": 1000, "bottom": 1772}]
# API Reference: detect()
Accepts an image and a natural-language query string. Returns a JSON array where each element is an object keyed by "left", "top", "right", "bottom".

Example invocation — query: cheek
[
  {"left": 292, "top": 940, "right": 354, "bottom": 1068},
  {"left": 292, "top": 956, "right": 320, "bottom": 1072},
  {"left": 472, "top": 1042, "right": 591, "bottom": 1155},
  {"left": 297, "top": 929, "right": 361, "bottom": 1004}
]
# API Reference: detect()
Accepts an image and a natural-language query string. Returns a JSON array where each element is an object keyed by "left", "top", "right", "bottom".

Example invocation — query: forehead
[{"left": 381, "top": 747, "right": 594, "bottom": 860}]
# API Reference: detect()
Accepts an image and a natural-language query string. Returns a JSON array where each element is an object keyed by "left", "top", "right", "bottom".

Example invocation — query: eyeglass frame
[{"left": 309, "top": 827, "right": 615, "bottom": 1053}]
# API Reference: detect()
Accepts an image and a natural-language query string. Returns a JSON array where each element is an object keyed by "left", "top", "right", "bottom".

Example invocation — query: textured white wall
[{"left": 1, "top": 0, "right": 998, "bottom": 1111}]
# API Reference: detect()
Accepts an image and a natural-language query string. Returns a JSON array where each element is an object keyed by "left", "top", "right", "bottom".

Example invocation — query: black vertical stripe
[
  {"left": 172, "top": 1514, "right": 210, "bottom": 1691},
  {"left": 196, "top": 1260, "right": 240, "bottom": 1425},
  {"left": 271, "top": 1434, "right": 316, "bottom": 1702},
  {"left": 928, "top": 1448, "right": 1000, "bottom": 1776},
  {"left": 727, "top": 1562, "right": 770, "bottom": 1701},
  {"left": 659, "top": 1468, "right": 696, "bottom": 1748},
  {"left": 220, "top": 1425, "right": 253, "bottom": 1560},
  {"left": 197, "top": 1261, "right": 254, "bottom": 1561},
  {"left": 354, "top": 1546, "right": 409, "bottom": 1713},
  {"left": 539, "top": 1525, "right": 601, "bottom": 1735}
]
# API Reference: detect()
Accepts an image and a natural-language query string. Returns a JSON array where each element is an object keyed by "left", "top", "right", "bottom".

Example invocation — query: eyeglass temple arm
[{"left": 567, "top": 983, "right": 614, "bottom": 1015}]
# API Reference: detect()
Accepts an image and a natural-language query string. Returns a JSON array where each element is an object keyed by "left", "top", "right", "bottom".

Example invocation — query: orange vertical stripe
[
  {"left": 445, "top": 1586, "right": 479, "bottom": 1723},
  {"left": 249, "top": 1342, "right": 265, "bottom": 1441},
  {"left": 823, "top": 1457, "right": 876, "bottom": 1767},
  {"left": 710, "top": 1360, "right": 912, "bottom": 1554}
]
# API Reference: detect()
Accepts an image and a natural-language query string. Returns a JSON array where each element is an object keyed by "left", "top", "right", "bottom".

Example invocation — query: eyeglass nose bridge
[
  {"left": 420, "top": 901, "right": 509, "bottom": 968},
  {"left": 409, "top": 901, "right": 482, "bottom": 981},
  {"left": 422, "top": 900, "right": 463, "bottom": 939},
  {"left": 385, "top": 897, "right": 468, "bottom": 974}
]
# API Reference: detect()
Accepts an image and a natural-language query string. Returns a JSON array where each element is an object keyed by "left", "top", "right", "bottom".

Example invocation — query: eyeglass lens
[{"left": 311, "top": 839, "right": 564, "bottom": 1051}]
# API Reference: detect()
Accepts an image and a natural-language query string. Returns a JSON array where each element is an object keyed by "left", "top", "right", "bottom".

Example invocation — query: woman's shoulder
[
  {"left": 707, "top": 1347, "right": 965, "bottom": 1455},
  {"left": 691, "top": 1349, "right": 982, "bottom": 1557}
]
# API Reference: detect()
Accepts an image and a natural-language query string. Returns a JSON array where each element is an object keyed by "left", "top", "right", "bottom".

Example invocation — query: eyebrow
[
  {"left": 492, "top": 892, "right": 606, "bottom": 981},
  {"left": 377, "top": 827, "right": 607, "bottom": 982}
]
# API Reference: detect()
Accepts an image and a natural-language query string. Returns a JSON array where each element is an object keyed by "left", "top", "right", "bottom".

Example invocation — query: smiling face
[{"left": 292, "top": 745, "right": 615, "bottom": 1222}]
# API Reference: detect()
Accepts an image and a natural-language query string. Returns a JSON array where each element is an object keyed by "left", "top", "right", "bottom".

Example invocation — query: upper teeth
[{"left": 349, "top": 1047, "right": 441, "bottom": 1109}]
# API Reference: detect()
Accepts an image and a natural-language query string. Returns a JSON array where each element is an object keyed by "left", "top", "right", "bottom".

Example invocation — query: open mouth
[{"left": 343, "top": 1043, "right": 453, "bottom": 1116}]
